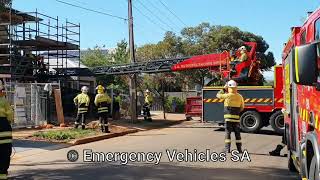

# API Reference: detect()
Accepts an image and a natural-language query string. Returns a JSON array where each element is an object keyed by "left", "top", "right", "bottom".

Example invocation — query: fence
[{"left": 5, "top": 82, "right": 60, "bottom": 128}]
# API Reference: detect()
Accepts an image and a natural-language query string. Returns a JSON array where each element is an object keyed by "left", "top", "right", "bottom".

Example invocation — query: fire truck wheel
[
  {"left": 240, "top": 111, "right": 262, "bottom": 133},
  {"left": 270, "top": 111, "right": 284, "bottom": 134},
  {"left": 309, "top": 155, "right": 319, "bottom": 180}
]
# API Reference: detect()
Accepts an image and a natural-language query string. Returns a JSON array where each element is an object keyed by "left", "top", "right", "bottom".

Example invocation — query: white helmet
[
  {"left": 145, "top": 89, "right": 150, "bottom": 93},
  {"left": 238, "top": 46, "right": 247, "bottom": 51},
  {"left": 226, "top": 80, "right": 237, "bottom": 88},
  {"left": 81, "top": 86, "right": 89, "bottom": 93}
]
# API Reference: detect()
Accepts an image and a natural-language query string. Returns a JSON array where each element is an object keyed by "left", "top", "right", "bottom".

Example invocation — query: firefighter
[
  {"left": 143, "top": 89, "right": 153, "bottom": 122},
  {"left": 217, "top": 80, "right": 245, "bottom": 153},
  {"left": 238, "top": 46, "right": 248, "bottom": 62},
  {"left": 230, "top": 46, "right": 248, "bottom": 76},
  {"left": 94, "top": 85, "right": 111, "bottom": 133},
  {"left": 0, "top": 80, "right": 13, "bottom": 180},
  {"left": 73, "top": 86, "right": 90, "bottom": 130}
]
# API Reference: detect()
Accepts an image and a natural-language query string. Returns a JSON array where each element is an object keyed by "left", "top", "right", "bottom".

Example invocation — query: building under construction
[
  {"left": 0, "top": 4, "right": 98, "bottom": 127},
  {"left": 0, "top": 5, "right": 81, "bottom": 83}
]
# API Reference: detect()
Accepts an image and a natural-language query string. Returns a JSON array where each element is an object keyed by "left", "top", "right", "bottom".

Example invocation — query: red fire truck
[
  {"left": 201, "top": 65, "right": 284, "bottom": 133},
  {"left": 283, "top": 9, "right": 320, "bottom": 179}
]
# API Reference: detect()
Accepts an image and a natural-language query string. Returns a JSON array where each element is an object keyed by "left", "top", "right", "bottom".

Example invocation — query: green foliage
[
  {"left": 33, "top": 129, "right": 97, "bottom": 141},
  {"left": 81, "top": 45, "right": 111, "bottom": 67},
  {"left": 165, "top": 96, "right": 185, "bottom": 113},
  {"left": 81, "top": 40, "right": 130, "bottom": 92}
]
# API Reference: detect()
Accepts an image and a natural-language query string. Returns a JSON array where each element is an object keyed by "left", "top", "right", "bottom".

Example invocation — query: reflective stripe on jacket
[
  {"left": 0, "top": 117, "right": 12, "bottom": 145},
  {"left": 95, "top": 94, "right": 111, "bottom": 114},
  {"left": 216, "top": 90, "right": 244, "bottom": 122}
]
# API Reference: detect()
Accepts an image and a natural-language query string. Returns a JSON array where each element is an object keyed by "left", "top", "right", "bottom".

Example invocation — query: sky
[{"left": 14, "top": 0, "right": 319, "bottom": 79}]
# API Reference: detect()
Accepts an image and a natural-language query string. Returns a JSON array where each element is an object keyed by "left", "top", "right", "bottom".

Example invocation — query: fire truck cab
[{"left": 283, "top": 9, "right": 320, "bottom": 179}]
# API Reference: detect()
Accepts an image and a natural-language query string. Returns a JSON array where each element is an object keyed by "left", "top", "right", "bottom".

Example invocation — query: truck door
[{"left": 285, "top": 49, "right": 299, "bottom": 152}]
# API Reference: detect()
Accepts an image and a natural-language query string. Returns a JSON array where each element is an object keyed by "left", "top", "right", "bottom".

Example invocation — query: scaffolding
[{"left": 0, "top": 5, "right": 80, "bottom": 82}]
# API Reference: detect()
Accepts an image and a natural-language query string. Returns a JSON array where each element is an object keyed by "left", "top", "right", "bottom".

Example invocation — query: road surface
[{"left": 10, "top": 121, "right": 299, "bottom": 180}]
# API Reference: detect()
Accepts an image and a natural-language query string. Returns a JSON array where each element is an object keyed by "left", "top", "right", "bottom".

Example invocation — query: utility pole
[{"left": 128, "top": 0, "right": 137, "bottom": 122}]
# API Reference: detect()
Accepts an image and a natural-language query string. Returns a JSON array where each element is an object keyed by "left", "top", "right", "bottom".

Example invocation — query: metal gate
[{"left": 5, "top": 82, "right": 60, "bottom": 128}]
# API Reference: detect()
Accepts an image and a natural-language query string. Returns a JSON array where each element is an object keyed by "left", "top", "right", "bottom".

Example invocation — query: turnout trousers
[
  {"left": 98, "top": 112, "right": 110, "bottom": 133},
  {"left": 0, "top": 117, "right": 12, "bottom": 179},
  {"left": 224, "top": 121, "right": 242, "bottom": 153},
  {"left": 143, "top": 103, "right": 152, "bottom": 121}
]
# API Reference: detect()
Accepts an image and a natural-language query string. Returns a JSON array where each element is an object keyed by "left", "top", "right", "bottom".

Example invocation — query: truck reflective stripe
[
  {"left": 212, "top": 99, "right": 218, "bottom": 102},
  {"left": 250, "top": 98, "right": 257, "bottom": 103},
  {"left": 245, "top": 99, "right": 250, "bottom": 103},
  {"left": 257, "top": 98, "right": 264, "bottom": 102},
  {"left": 219, "top": 99, "right": 224, "bottom": 102},
  {"left": 264, "top": 98, "right": 271, "bottom": 103},
  {"left": 295, "top": 47, "right": 300, "bottom": 82}
]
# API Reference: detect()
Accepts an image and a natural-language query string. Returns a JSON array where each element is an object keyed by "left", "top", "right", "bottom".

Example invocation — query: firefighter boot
[
  {"left": 104, "top": 125, "right": 110, "bottom": 133},
  {"left": 81, "top": 124, "right": 85, "bottom": 130},
  {"left": 236, "top": 144, "right": 243, "bottom": 153},
  {"left": 100, "top": 124, "right": 105, "bottom": 133},
  {"left": 269, "top": 144, "right": 284, "bottom": 156}
]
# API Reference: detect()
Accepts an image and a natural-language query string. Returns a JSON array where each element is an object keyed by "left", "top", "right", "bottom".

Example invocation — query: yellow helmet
[{"left": 96, "top": 85, "right": 105, "bottom": 91}]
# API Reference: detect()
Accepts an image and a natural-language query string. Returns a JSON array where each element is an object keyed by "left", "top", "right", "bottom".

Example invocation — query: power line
[
  {"left": 132, "top": 3, "right": 168, "bottom": 33},
  {"left": 145, "top": 0, "right": 182, "bottom": 30},
  {"left": 55, "top": 0, "right": 128, "bottom": 21},
  {"left": 158, "top": 0, "right": 187, "bottom": 27},
  {"left": 136, "top": 0, "right": 177, "bottom": 33}
]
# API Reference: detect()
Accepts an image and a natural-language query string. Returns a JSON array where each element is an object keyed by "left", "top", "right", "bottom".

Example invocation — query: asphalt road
[{"left": 10, "top": 121, "right": 299, "bottom": 180}]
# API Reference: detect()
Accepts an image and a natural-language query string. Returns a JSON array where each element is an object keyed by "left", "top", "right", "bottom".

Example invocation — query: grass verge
[{"left": 33, "top": 129, "right": 98, "bottom": 141}]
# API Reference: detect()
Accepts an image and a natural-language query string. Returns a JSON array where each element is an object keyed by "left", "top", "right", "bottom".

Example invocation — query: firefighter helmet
[
  {"left": 239, "top": 46, "right": 247, "bottom": 51},
  {"left": 96, "top": 85, "right": 105, "bottom": 91},
  {"left": 81, "top": 86, "right": 89, "bottom": 93},
  {"left": 226, "top": 80, "right": 237, "bottom": 88},
  {"left": 145, "top": 89, "right": 150, "bottom": 93}
]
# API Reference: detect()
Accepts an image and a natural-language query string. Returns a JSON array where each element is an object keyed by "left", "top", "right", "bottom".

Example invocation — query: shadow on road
[
  {"left": 214, "top": 128, "right": 282, "bottom": 136},
  {"left": 13, "top": 140, "right": 70, "bottom": 152},
  {"left": 10, "top": 161, "right": 298, "bottom": 180}
]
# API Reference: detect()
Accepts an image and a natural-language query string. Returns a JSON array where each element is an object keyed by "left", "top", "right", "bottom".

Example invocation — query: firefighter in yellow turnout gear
[
  {"left": 217, "top": 80, "right": 245, "bottom": 153},
  {"left": 94, "top": 85, "right": 112, "bottom": 133},
  {"left": 0, "top": 80, "right": 13, "bottom": 180},
  {"left": 74, "top": 86, "right": 90, "bottom": 130},
  {"left": 143, "top": 89, "right": 153, "bottom": 122}
]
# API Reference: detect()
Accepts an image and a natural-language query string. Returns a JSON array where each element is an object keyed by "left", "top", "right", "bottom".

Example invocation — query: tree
[
  {"left": 81, "top": 45, "right": 111, "bottom": 67},
  {"left": 81, "top": 42, "right": 130, "bottom": 92}
]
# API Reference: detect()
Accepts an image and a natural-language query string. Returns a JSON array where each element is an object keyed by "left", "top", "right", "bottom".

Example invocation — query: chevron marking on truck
[{"left": 204, "top": 98, "right": 274, "bottom": 103}]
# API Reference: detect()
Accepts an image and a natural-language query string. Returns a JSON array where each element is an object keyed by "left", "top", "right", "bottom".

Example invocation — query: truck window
[
  {"left": 315, "top": 18, "right": 320, "bottom": 41},
  {"left": 300, "top": 30, "right": 307, "bottom": 45}
]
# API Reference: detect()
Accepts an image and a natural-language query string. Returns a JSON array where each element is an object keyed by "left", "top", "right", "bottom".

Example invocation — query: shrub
[{"left": 165, "top": 96, "right": 185, "bottom": 113}]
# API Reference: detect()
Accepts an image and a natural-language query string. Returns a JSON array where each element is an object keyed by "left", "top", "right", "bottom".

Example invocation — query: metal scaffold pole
[{"left": 128, "top": 0, "right": 137, "bottom": 122}]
